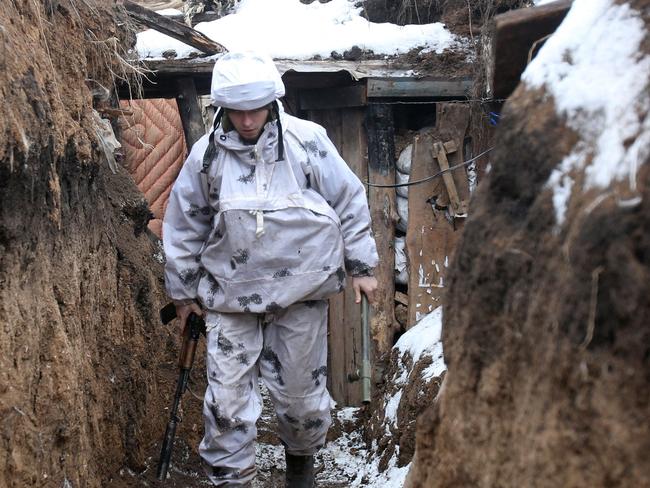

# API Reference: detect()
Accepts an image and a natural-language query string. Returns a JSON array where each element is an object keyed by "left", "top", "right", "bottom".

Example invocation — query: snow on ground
[
  {"left": 253, "top": 387, "right": 408, "bottom": 487},
  {"left": 251, "top": 308, "right": 446, "bottom": 487},
  {"left": 360, "top": 308, "right": 446, "bottom": 487},
  {"left": 522, "top": 0, "right": 650, "bottom": 226},
  {"left": 136, "top": 0, "right": 459, "bottom": 60},
  {"left": 383, "top": 307, "right": 445, "bottom": 433}
]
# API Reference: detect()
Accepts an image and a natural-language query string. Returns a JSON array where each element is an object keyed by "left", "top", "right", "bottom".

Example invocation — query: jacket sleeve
[
  {"left": 162, "top": 134, "right": 213, "bottom": 300},
  {"left": 306, "top": 126, "right": 379, "bottom": 276}
]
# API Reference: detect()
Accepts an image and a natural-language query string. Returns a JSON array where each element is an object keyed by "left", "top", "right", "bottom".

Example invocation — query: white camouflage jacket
[{"left": 163, "top": 110, "right": 378, "bottom": 313}]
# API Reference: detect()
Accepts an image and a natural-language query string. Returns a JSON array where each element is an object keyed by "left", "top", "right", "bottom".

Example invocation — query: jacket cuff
[{"left": 345, "top": 258, "right": 375, "bottom": 277}]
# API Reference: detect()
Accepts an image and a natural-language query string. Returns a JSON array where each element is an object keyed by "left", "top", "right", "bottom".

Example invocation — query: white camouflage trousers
[{"left": 199, "top": 300, "right": 332, "bottom": 486}]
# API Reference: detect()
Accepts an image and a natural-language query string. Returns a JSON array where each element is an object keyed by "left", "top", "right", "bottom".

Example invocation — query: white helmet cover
[{"left": 210, "top": 52, "right": 285, "bottom": 110}]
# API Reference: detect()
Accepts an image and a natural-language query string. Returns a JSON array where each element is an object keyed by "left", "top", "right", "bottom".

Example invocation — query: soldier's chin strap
[
  {"left": 272, "top": 101, "right": 285, "bottom": 162},
  {"left": 201, "top": 108, "right": 223, "bottom": 175}
]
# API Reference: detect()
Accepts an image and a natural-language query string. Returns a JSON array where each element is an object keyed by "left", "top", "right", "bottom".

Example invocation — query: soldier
[{"left": 163, "top": 51, "right": 378, "bottom": 487}]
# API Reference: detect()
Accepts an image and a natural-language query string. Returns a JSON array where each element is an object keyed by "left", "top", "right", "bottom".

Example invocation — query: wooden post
[
  {"left": 175, "top": 77, "right": 205, "bottom": 150},
  {"left": 365, "top": 104, "right": 397, "bottom": 357}
]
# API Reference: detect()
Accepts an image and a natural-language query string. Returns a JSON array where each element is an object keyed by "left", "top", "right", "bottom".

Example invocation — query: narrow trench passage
[{"left": 109, "top": 383, "right": 373, "bottom": 487}]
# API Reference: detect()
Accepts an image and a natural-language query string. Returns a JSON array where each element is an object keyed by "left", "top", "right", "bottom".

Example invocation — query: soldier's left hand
[{"left": 352, "top": 276, "right": 378, "bottom": 305}]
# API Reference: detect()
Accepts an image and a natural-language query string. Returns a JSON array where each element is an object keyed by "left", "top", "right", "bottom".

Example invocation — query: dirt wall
[
  {"left": 404, "top": 2, "right": 650, "bottom": 486},
  {"left": 0, "top": 1, "right": 192, "bottom": 486}
]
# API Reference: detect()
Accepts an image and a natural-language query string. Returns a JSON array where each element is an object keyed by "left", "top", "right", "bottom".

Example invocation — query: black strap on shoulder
[
  {"left": 273, "top": 101, "right": 285, "bottom": 162},
  {"left": 202, "top": 108, "right": 223, "bottom": 174}
]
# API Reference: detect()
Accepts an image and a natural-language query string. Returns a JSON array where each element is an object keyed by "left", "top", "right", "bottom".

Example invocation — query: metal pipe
[{"left": 361, "top": 295, "right": 371, "bottom": 404}]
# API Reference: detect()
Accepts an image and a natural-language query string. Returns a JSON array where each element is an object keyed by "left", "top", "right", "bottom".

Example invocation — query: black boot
[{"left": 285, "top": 451, "right": 315, "bottom": 488}]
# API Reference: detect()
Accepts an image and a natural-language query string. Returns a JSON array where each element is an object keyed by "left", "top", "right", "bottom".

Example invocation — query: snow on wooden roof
[{"left": 135, "top": 0, "right": 462, "bottom": 62}]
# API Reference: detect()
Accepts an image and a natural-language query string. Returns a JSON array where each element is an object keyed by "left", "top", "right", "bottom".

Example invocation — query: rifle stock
[{"left": 156, "top": 304, "right": 206, "bottom": 481}]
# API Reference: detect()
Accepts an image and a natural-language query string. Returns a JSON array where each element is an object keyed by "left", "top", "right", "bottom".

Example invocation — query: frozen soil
[{"left": 404, "top": 2, "right": 650, "bottom": 485}]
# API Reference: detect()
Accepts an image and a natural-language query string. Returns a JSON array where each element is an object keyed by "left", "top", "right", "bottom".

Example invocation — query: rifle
[{"left": 156, "top": 302, "right": 206, "bottom": 481}]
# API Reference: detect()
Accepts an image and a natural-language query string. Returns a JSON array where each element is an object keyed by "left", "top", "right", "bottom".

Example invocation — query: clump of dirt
[
  {"left": 0, "top": 1, "right": 202, "bottom": 487},
  {"left": 404, "top": 4, "right": 650, "bottom": 487},
  {"left": 394, "top": 47, "right": 473, "bottom": 79},
  {"left": 363, "top": 0, "right": 533, "bottom": 34},
  {"left": 363, "top": 341, "right": 445, "bottom": 473}
]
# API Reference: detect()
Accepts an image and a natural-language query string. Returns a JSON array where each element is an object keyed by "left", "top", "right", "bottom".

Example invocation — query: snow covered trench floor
[
  {"left": 111, "top": 382, "right": 409, "bottom": 487},
  {"left": 250, "top": 384, "right": 410, "bottom": 488}
]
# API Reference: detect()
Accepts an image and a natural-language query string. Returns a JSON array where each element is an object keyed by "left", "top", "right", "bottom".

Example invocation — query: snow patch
[
  {"left": 522, "top": 0, "right": 650, "bottom": 226},
  {"left": 351, "top": 453, "right": 411, "bottom": 488},
  {"left": 156, "top": 8, "right": 183, "bottom": 16},
  {"left": 137, "top": 0, "right": 459, "bottom": 60},
  {"left": 395, "top": 307, "right": 445, "bottom": 374}
]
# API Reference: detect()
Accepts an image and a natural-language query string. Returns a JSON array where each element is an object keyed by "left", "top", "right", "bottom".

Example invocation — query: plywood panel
[{"left": 406, "top": 103, "right": 470, "bottom": 327}]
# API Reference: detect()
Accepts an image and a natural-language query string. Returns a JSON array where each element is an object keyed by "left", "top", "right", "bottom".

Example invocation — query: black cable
[{"left": 365, "top": 147, "right": 494, "bottom": 189}]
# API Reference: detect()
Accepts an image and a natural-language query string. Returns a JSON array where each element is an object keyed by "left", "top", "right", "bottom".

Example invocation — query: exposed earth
[{"left": 1, "top": 1, "right": 648, "bottom": 488}]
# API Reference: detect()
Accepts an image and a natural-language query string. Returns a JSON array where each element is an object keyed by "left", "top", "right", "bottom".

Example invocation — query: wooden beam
[
  {"left": 366, "top": 104, "right": 398, "bottom": 357},
  {"left": 433, "top": 141, "right": 466, "bottom": 216},
  {"left": 144, "top": 59, "right": 215, "bottom": 75},
  {"left": 122, "top": 0, "right": 226, "bottom": 55},
  {"left": 367, "top": 78, "right": 472, "bottom": 98},
  {"left": 488, "top": 0, "right": 572, "bottom": 99},
  {"left": 175, "top": 77, "right": 206, "bottom": 150},
  {"left": 299, "top": 85, "right": 367, "bottom": 110}
]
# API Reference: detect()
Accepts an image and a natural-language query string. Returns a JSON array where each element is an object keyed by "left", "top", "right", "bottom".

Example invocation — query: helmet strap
[{"left": 273, "top": 101, "right": 285, "bottom": 161}]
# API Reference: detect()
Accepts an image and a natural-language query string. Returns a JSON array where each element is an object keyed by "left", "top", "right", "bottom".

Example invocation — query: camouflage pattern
[
  {"left": 163, "top": 103, "right": 377, "bottom": 484},
  {"left": 200, "top": 301, "right": 331, "bottom": 485},
  {"left": 163, "top": 106, "right": 378, "bottom": 311}
]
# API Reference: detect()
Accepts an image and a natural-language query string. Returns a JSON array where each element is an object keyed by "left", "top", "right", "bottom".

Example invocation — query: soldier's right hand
[{"left": 173, "top": 299, "right": 204, "bottom": 336}]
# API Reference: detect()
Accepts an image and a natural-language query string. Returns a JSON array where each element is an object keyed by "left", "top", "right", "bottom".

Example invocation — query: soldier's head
[{"left": 210, "top": 51, "right": 285, "bottom": 143}]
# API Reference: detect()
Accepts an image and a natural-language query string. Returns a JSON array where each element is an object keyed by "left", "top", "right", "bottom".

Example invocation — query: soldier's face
[{"left": 228, "top": 107, "right": 270, "bottom": 143}]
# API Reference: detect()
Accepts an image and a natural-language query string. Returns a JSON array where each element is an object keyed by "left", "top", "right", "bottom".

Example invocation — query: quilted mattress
[{"left": 119, "top": 98, "right": 188, "bottom": 237}]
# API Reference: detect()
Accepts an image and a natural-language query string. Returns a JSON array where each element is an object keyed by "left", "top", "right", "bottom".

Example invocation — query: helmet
[{"left": 210, "top": 51, "right": 285, "bottom": 110}]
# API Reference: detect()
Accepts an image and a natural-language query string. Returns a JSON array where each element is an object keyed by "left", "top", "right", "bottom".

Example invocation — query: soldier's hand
[
  {"left": 352, "top": 276, "right": 378, "bottom": 305},
  {"left": 173, "top": 300, "right": 204, "bottom": 335}
]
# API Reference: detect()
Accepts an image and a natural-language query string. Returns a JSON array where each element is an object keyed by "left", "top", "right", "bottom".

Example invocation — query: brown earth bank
[
  {"left": 0, "top": 1, "right": 201, "bottom": 487},
  {"left": 404, "top": 4, "right": 650, "bottom": 488},
  {"left": 363, "top": 0, "right": 533, "bottom": 34},
  {"left": 363, "top": 344, "right": 445, "bottom": 474}
]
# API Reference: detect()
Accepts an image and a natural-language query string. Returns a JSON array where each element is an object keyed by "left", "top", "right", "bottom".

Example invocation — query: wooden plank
[
  {"left": 406, "top": 103, "right": 470, "bottom": 327},
  {"left": 122, "top": 0, "right": 226, "bottom": 55},
  {"left": 367, "top": 78, "right": 472, "bottom": 98},
  {"left": 338, "top": 109, "right": 368, "bottom": 407},
  {"left": 145, "top": 60, "right": 215, "bottom": 75},
  {"left": 175, "top": 77, "right": 206, "bottom": 150},
  {"left": 366, "top": 104, "right": 397, "bottom": 358},
  {"left": 299, "top": 85, "right": 367, "bottom": 110},
  {"left": 312, "top": 109, "right": 366, "bottom": 406},
  {"left": 488, "top": 0, "right": 572, "bottom": 99},
  {"left": 433, "top": 141, "right": 466, "bottom": 216}
]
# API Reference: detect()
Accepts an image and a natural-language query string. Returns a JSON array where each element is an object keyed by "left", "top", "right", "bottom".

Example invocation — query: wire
[
  {"left": 366, "top": 98, "right": 507, "bottom": 106},
  {"left": 364, "top": 146, "right": 494, "bottom": 188}
]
